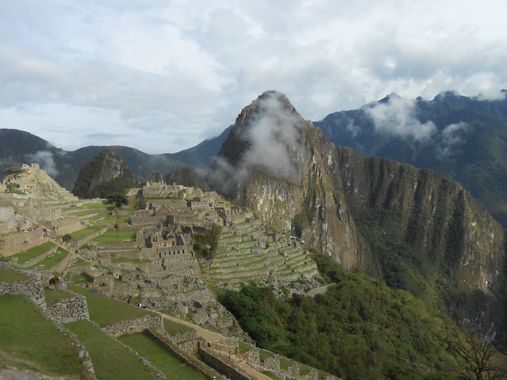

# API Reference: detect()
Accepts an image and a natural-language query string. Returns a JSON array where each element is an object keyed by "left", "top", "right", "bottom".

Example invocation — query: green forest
[{"left": 220, "top": 254, "right": 507, "bottom": 379}]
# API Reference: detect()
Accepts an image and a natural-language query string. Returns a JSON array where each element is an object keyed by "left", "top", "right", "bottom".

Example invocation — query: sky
[{"left": 0, "top": 0, "right": 506, "bottom": 154}]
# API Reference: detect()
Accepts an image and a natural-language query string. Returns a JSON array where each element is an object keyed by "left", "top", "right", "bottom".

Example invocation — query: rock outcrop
[{"left": 73, "top": 149, "right": 139, "bottom": 198}]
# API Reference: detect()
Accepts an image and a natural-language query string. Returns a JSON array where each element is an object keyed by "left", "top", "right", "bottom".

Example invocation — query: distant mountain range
[
  {"left": 0, "top": 128, "right": 228, "bottom": 190},
  {"left": 1, "top": 91, "right": 507, "bottom": 225},
  {"left": 314, "top": 91, "right": 507, "bottom": 226}
]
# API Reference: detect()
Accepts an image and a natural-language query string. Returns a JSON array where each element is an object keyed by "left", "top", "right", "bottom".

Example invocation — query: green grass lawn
[
  {"left": 262, "top": 370, "right": 284, "bottom": 380},
  {"left": 34, "top": 247, "right": 68, "bottom": 270},
  {"left": 10, "top": 242, "right": 55, "bottom": 264},
  {"left": 94, "top": 215, "right": 131, "bottom": 224},
  {"left": 80, "top": 202, "right": 114, "bottom": 210},
  {"left": 69, "top": 226, "right": 103, "bottom": 241},
  {"left": 163, "top": 319, "right": 192, "bottom": 336},
  {"left": 67, "top": 273, "right": 93, "bottom": 286},
  {"left": 70, "top": 286, "right": 150, "bottom": 326},
  {"left": 238, "top": 341, "right": 252, "bottom": 353},
  {"left": 67, "top": 320, "right": 152, "bottom": 380},
  {"left": 0, "top": 268, "right": 28, "bottom": 282},
  {"left": 92, "top": 229, "right": 136, "bottom": 244},
  {"left": 71, "top": 257, "right": 89, "bottom": 267},
  {"left": 68, "top": 209, "right": 104, "bottom": 217},
  {"left": 119, "top": 333, "right": 207, "bottom": 380},
  {"left": 111, "top": 257, "right": 150, "bottom": 264},
  {"left": 44, "top": 289, "right": 74, "bottom": 305},
  {"left": 0, "top": 295, "right": 82, "bottom": 377}
]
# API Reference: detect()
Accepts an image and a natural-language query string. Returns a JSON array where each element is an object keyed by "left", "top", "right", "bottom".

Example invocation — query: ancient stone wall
[
  {"left": 0, "top": 271, "right": 46, "bottom": 310},
  {"left": 0, "top": 231, "right": 45, "bottom": 256},
  {"left": 46, "top": 294, "right": 89, "bottom": 323},
  {"left": 245, "top": 348, "right": 338, "bottom": 380},
  {"left": 198, "top": 344, "right": 251, "bottom": 380},
  {"left": 171, "top": 330, "right": 202, "bottom": 355},
  {"left": 103, "top": 314, "right": 163, "bottom": 337},
  {"left": 146, "top": 328, "right": 221, "bottom": 379}
]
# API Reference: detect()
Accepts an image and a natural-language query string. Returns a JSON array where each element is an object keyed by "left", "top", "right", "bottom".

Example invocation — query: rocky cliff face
[
  {"left": 73, "top": 149, "right": 139, "bottom": 198},
  {"left": 211, "top": 91, "right": 506, "bottom": 336}
]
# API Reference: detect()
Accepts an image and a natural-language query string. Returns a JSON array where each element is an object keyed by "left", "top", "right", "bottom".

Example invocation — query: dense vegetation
[
  {"left": 220, "top": 254, "right": 475, "bottom": 380},
  {"left": 192, "top": 224, "right": 221, "bottom": 259},
  {"left": 72, "top": 149, "right": 139, "bottom": 198}
]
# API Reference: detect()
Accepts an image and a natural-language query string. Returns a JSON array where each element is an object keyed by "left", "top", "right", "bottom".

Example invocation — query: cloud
[
  {"left": 365, "top": 95, "right": 437, "bottom": 141},
  {"left": 436, "top": 122, "right": 471, "bottom": 160},
  {"left": 0, "top": 0, "right": 506, "bottom": 153},
  {"left": 24, "top": 150, "right": 58, "bottom": 176},
  {"left": 211, "top": 92, "right": 304, "bottom": 193}
]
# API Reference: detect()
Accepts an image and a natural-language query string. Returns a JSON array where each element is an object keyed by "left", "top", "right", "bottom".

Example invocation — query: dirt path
[{"left": 305, "top": 283, "right": 334, "bottom": 297}]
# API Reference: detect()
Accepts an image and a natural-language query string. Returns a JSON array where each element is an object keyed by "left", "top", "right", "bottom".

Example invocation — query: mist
[
  {"left": 211, "top": 92, "right": 304, "bottom": 194},
  {"left": 365, "top": 95, "right": 437, "bottom": 141},
  {"left": 24, "top": 151, "right": 58, "bottom": 177}
]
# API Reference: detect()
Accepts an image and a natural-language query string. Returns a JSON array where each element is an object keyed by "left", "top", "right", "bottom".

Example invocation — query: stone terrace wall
[
  {"left": 147, "top": 328, "right": 220, "bottom": 379},
  {"left": 103, "top": 314, "right": 163, "bottom": 337},
  {"left": 0, "top": 271, "right": 46, "bottom": 310},
  {"left": 245, "top": 348, "right": 339, "bottom": 380},
  {"left": 47, "top": 294, "right": 89, "bottom": 323},
  {"left": 198, "top": 344, "right": 251, "bottom": 380},
  {"left": 171, "top": 330, "right": 202, "bottom": 355}
]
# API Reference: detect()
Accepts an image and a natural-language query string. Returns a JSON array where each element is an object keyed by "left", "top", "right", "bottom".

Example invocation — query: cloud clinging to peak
[{"left": 0, "top": 0, "right": 506, "bottom": 153}]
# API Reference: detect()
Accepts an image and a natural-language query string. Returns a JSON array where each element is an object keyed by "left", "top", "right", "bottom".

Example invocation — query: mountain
[
  {"left": 164, "top": 165, "right": 209, "bottom": 189},
  {"left": 72, "top": 149, "right": 139, "bottom": 198},
  {"left": 314, "top": 91, "right": 507, "bottom": 226},
  {"left": 0, "top": 129, "right": 179, "bottom": 190},
  {"left": 167, "top": 126, "right": 232, "bottom": 172},
  {"left": 0, "top": 128, "right": 230, "bottom": 191},
  {"left": 210, "top": 91, "right": 507, "bottom": 340}
]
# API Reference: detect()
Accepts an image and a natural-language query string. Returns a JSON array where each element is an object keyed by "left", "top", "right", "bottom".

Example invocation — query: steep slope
[
  {"left": 73, "top": 149, "right": 139, "bottom": 198},
  {"left": 314, "top": 92, "right": 507, "bottom": 226},
  {"left": 210, "top": 91, "right": 506, "bottom": 338}
]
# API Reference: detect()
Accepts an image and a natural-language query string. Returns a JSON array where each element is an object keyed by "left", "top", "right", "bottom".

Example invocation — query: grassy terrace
[
  {"left": 70, "top": 285, "right": 150, "bottom": 326},
  {"left": 67, "top": 320, "right": 152, "bottom": 380},
  {"left": 163, "top": 319, "right": 192, "bottom": 336},
  {"left": 0, "top": 295, "right": 82, "bottom": 377},
  {"left": 120, "top": 332, "right": 207, "bottom": 380},
  {"left": 34, "top": 247, "right": 69, "bottom": 270},
  {"left": 0, "top": 268, "right": 28, "bottom": 282},
  {"left": 111, "top": 257, "right": 150, "bottom": 264},
  {"left": 92, "top": 229, "right": 136, "bottom": 244},
  {"left": 70, "top": 225, "right": 103, "bottom": 240},
  {"left": 44, "top": 289, "right": 74, "bottom": 305},
  {"left": 10, "top": 241, "right": 55, "bottom": 265}
]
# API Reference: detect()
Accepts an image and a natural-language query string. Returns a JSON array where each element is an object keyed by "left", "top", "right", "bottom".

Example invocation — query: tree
[
  {"left": 105, "top": 192, "right": 128, "bottom": 208},
  {"left": 447, "top": 334, "right": 507, "bottom": 379},
  {"left": 62, "top": 234, "right": 72, "bottom": 243}
]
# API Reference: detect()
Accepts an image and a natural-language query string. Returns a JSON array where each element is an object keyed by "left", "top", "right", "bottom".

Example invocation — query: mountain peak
[
  {"left": 210, "top": 91, "right": 309, "bottom": 194},
  {"left": 72, "top": 148, "right": 139, "bottom": 198}
]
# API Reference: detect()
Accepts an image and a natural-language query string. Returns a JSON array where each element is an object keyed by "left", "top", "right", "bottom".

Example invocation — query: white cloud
[
  {"left": 436, "top": 122, "right": 471, "bottom": 159},
  {"left": 365, "top": 96, "right": 437, "bottom": 141},
  {"left": 25, "top": 151, "right": 58, "bottom": 176},
  {"left": 0, "top": 0, "right": 506, "bottom": 153}
]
